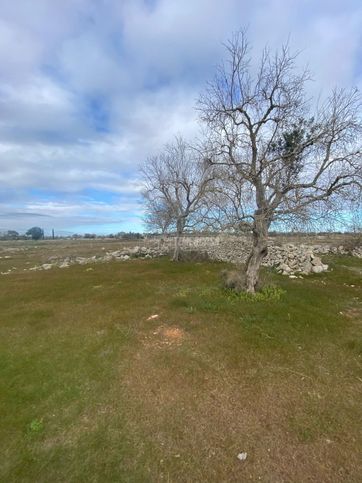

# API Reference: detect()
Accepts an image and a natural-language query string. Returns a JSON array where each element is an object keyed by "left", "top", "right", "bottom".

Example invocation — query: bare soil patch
[{"left": 142, "top": 324, "right": 186, "bottom": 348}]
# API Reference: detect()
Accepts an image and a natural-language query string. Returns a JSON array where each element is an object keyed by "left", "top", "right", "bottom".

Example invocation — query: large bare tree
[
  {"left": 198, "top": 32, "right": 362, "bottom": 293},
  {"left": 141, "top": 136, "right": 214, "bottom": 260}
]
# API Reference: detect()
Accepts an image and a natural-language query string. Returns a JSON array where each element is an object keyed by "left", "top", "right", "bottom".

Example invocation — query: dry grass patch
[
  {"left": 121, "top": 342, "right": 361, "bottom": 482},
  {"left": 161, "top": 326, "right": 185, "bottom": 343},
  {"left": 342, "top": 306, "right": 362, "bottom": 320},
  {"left": 142, "top": 324, "right": 187, "bottom": 348}
]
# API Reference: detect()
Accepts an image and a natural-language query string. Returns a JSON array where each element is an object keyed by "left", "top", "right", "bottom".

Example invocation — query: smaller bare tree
[
  {"left": 141, "top": 136, "right": 214, "bottom": 260},
  {"left": 143, "top": 194, "right": 173, "bottom": 236}
]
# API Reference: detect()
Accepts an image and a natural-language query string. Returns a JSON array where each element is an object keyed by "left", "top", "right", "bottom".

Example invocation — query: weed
[
  {"left": 226, "top": 285, "right": 286, "bottom": 302},
  {"left": 28, "top": 419, "right": 44, "bottom": 434},
  {"left": 220, "top": 269, "right": 245, "bottom": 291},
  {"left": 185, "top": 305, "right": 196, "bottom": 313}
]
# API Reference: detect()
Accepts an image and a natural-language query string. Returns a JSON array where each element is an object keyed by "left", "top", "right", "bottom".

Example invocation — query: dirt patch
[
  {"left": 162, "top": 327, "right": 184, "bottom": 341},
  {"left": 142, "top": 325, "right": 186, "bottom": 348},
  {"left": 343, "top": 307, "right": 362, "bottom": 321}
]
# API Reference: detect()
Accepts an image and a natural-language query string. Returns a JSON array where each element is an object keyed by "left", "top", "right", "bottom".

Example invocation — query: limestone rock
[{"left": 311, "top": 265, "right": 324, "bottom": 274}]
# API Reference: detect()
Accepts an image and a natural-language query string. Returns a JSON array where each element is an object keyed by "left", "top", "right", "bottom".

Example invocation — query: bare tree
[
  {"left": 198, "top": 31, "right": 362, "bottom": 293},
  {"left": 143, "top": 194, "right": 174, "bottom": 236},
  {"left": 141, "top": 136, "right": 215, "bottom": 260}
]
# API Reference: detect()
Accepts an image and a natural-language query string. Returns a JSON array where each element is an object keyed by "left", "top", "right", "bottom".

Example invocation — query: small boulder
[
  {"left": 59, "top": 262, "right": 70, "bottom": 268},
  {"left": 301, "top": 261, "right": 313, "bottom": 274},
  {"left": 311, "top": 265, "right": 324, "bottom": 274},
  {"left": 311, "top": 256, "right": 322, "bottom": 266},
  {"left": 41, "top": 264, "right": 53, "bottom": 270},
  {"left": 278, "top": 263, "right": 291, "bottom": 273}
]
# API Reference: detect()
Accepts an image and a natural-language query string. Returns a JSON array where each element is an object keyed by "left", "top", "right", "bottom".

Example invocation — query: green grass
[{"left": 0, "top": 252, "right": 361, "bottom": 482}]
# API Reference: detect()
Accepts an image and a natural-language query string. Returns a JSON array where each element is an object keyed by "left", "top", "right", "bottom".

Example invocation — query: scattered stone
[
  {"left": 41, "top": 264, "right": 53, "bottom": 270},
  {"left": 311, "top": 265, "right": 324, "bottom": 274},
  {"left": 311, "top": 256, "right": 322, "bottom": 266},
  {"left": 147, "top": 314, "right": 159, "bottom": 321},
  {"left": 278, "top": 263, "right": 291, "bottom": 273},
  {"left": 237, "top": 452, "right": 248, "bottom": 461},
  {"left": 59, "top": 262, "right": 70, "bottom": 268},
  {"left": 301, "top": 261, "right": 313, "bottom": 274}
]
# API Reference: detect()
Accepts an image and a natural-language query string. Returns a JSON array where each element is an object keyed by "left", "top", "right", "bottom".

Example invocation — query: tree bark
[
  {"left": 172, "top": 232, "right": 181, "bottom": 261},
  {"left": 245, "top": 214, "right": 269, "bottom": 293},
  {"left": 172, "top": 219, "right": 184, "bottom": 261}
]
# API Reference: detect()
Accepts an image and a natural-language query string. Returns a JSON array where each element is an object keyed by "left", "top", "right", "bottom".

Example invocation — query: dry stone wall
[
  {"left": 6, "top": 234, "right": 359, "bottom": 276},
  {"left": 149, "top": 235, "right": 361, "bottom": 275}
]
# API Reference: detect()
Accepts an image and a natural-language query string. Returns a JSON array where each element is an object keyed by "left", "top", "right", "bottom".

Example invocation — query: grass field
[{"left": 0, "top": 244, "right": 361, "bottom": 482}]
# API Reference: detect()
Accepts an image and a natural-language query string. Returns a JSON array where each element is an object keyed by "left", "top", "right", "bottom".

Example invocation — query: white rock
[
  {"left": 237, "top": 452, "right": 247, "bottom": 461},
  {"left": 42, "top": 264, "right": 53, "bottom": 270},
  {"left": 311, "top": 265, "right": 324, "bottom": 274},
  {"left": 59, "top": 262, "right": 70, "bottom": 268},
  {"left": 279, "top": 263, "right": 291, "bottom": 273},
  {"left": 311, "top": 256, "right": 322, "bottom": 266},
  {"left": 147, "top": 314, "right": 159, "bottom": 320}
]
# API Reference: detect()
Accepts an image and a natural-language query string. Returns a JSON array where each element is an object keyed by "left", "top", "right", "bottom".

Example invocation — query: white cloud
[{"left": 0, "top": 0, "right": 361, "bottom": 233}]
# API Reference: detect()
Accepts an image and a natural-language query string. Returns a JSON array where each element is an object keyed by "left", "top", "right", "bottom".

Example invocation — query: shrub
[
  {"left": 226, "top": 284, "right": 286, "bottom": 302},
  {"left": 220, "top": 269, "right": 245, "bottom": 292},
  {"left": 28, "top": 419, "right": 44, "bottom": 434},
  {"left": 177, "top": 250, "right": 210, "bottom": 262},
  {"left": 221, "top": 269, "right": 285, "bottom": 301}
]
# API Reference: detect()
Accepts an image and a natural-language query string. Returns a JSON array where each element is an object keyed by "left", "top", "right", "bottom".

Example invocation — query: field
[{"left": 0, "top": 240, "right": 361, "bottom": 482}]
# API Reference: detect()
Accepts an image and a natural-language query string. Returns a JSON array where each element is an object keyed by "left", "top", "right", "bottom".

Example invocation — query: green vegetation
[
  {"left": 0, "top": 252, "right": 361, "bottom": 481},
  {"left": 25, "top": 227, "right": 44, "bottom": 241}
]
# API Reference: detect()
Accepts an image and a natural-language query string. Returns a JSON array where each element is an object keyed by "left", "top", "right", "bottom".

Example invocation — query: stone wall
[
  {"left": 13, "top": 234, "right": 361, "bottom": 276},
  {"left": 148, "top": 234, "right": 361, "bottom": 275}
]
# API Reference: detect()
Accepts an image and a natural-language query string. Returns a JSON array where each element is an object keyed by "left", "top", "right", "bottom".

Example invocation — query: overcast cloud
[{"left": 1, "top": 0, "right": 361, "bottom": 234}]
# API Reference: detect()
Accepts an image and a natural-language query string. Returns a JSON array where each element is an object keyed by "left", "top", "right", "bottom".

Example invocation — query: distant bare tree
[
  {"left": 141, "top": 136, "right": 214, "bottom": 260},
  {"left": 143, "top": 194, "right": 174, "bottom": 236},
  {"left": 199, "top": 31, "right": 362, "bottom": 292}
]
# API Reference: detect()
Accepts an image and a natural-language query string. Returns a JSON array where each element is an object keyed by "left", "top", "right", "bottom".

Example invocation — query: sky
[{"left": 0, "top": 0, "right": 361, "bottom": 235}]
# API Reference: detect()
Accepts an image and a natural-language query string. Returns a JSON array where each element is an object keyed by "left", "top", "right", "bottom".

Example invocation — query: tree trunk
[
  {"left": 245, "top": 214, "right": 269, "bottom": 293},
  {"left": 172, "top": 232, "right": 181, "bottom": 261},
  {"left": 172, "top": 219, "right": 183, "bottom": 261}
]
